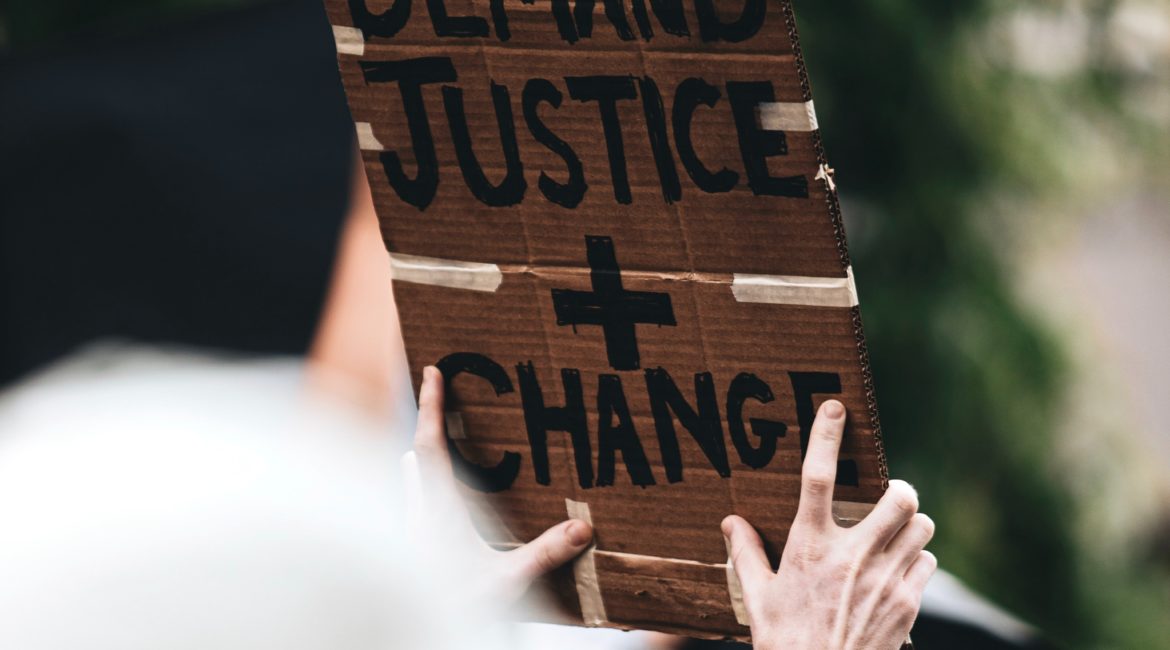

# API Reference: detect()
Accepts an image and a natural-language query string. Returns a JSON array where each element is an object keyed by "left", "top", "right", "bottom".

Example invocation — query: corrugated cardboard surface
[{"left": 325, "top": 0, "right": 888, "bottom": 639}]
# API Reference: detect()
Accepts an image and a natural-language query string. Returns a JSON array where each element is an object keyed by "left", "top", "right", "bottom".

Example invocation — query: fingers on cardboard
[
  {"left": 797, "top": 400, "right": 846, "bottom": 527},
  {"left": 859, "top": 480, "right": 919, "bottom": 548},
  {"left": 415, "top": 366, "right": 453, "bottom": 472},
  {"left": 722, "top": 515, "right": 771, "bottom": 591}
]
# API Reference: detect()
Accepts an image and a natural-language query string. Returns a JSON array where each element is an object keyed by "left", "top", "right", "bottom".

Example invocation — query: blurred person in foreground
[
  {"left": 0, "top": 346, "right": 933, "bottom": 650},
  {"left": 0, "top": 0, "right": 939, "bottom": 647}
]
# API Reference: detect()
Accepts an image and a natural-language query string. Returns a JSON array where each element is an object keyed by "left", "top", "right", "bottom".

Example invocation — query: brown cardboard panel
[
  {"left": 327, "top": 0, "right": 889, "bottom": 640},
  {"left": 595, "top": 552, "right": 742, "bottom": 632}
]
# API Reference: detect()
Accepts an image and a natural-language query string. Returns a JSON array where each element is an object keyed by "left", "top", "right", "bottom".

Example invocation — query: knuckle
[
  {"left": 413, "top": 442, "right": 449, "bottom": 471},
  {"left": 891, "top": 494, "right": 917, "bottom": 518},
  {"left": 413, "top": 431, "right": 443, "bottom": 454},
  {"left": 745, "top": 593, "right": 780, "bottom": 624},
  {"left": 804, "top": 479, "right": 832, "bottom": 500},
  {"left": 884, "top": 482, "right": 919, "bottom": 517},
  {"left": 830, "top": 562, "right": 856, "bottom": 585},
  {"left": 412, "top": 439, "right": 435, "bottom": 458},
  {"left": 842, "top": 550, "right": 868, "bottom": 574},
  {"left": 813, "top": 423, "right": 842, "bottom": 444},
  {"left": 419, "top": 388, "right": 443, "bottom": 411},
  {"left": 802, "top": 468, "right": 835, "bottom": 496},
  {"left": 914, "top": 514, "right": 936, "bottom": 542},
  {"left": 535, "top": 544, "right": 556, "bottom": 573},
  {"left": 791, "top": 541, "right": 827, "bottom": 567},
  {"left": 728, "top": 541, "right": 750, "bottom": 567},
  {"left": 895, "top": 586, "right": 921, "bottom": 614},
  {"left": 921, "top": 550, "right": 938, "bottom": 572},
  {"left": 877, "top": 575, "right": 900, "bottom": 601},
  {"left": 813, "top": 551, "right": 848, "bottom": 581},
  {"left": 895, "top": 602, "right": 918, "bottom": 629}
]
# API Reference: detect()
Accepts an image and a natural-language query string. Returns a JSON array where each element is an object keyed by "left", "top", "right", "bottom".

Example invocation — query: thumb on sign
[{"left": 403, "top": 366, "right": 594, "bottom": 605}]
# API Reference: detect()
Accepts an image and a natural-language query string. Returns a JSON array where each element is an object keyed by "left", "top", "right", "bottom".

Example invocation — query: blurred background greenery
[{"left": 796, "top": 0, "right": 1170, "bottom": 646}]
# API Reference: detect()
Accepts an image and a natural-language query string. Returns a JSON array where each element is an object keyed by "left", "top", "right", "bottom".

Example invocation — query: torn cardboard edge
[{"left": 777, "top": 0, "right": 891, "bottom": 490}]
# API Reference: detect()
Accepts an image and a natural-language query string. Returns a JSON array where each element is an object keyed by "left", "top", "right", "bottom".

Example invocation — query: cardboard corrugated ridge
[
  {"left": 778, "top": 0, "right": 890, "bottom": 487},
  {"left": 325, "top": 0, "right": 890, "bottom": 639}
]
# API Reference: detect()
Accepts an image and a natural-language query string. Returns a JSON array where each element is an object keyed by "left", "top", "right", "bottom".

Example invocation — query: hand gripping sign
[{"left": 326, "top": 0, "right": 890, "bottom": 639}]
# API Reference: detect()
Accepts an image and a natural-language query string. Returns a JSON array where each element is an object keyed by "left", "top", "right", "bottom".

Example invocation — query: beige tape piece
[
  {"left": 388, "top": 252, "right": 503, "bottom": 292},
  {"left": 565, "top": 499, "right": 608, "bottom": 626},
  {"left": 758, "top": 100, "right": 818, "bottom": 131},
  {"left": 355, "top": 122, "right": 384, "bottom": 151},
  {"left": 331, "top": 25, "right": 365, "bottom": 56},
  {"left": 832, "top": 500, "right": 875, "bottom": 528},
  {"left": 444, "top": 411, "right": 466, "bottom": 439},
  {"left": 815, "top": 163, "right": 837, "bottom": 191},
  {"left": 723, "top": 536, "right": 752, "bottom": 626},
  {"left": 732, "top": 266, "right": 859, "bottom": 307}
]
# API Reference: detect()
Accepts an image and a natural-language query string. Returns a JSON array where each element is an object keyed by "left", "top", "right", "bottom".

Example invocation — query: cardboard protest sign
[{"left": 324, "top": 0, "right": 889, "bottom": 639}]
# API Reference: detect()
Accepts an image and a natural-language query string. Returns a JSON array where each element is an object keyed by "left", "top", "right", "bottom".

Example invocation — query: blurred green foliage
[{"left": 795, "top": 0, "right": 1170, "bottom": 646}]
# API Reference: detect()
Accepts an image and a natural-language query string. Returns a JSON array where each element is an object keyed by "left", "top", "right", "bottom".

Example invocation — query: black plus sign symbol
[{"left": 551, "top": 236, "right": 676, "bottom": 371}]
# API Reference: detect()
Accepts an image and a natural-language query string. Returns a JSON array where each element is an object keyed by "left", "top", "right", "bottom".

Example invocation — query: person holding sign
[
  {"left": 0, "top": 0, "right": 938, "bottom": 646},
  {"left": 408, "top": 365, "right": 936, "bottom": 649}
]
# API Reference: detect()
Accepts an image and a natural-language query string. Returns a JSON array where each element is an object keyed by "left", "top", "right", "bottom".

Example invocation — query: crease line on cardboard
[
  {"left": 388, "top": 253, "right": 503, "bottom": 292},
  {"left": 331, "top": 25, "right": 365, "bottom": 56},
  {"left": 758, "top": 100, "right": 818, "bottom": 132},
  {"left": 565, "top": 499, "right": 608, "bottom": 626},
  {"left": 732, "top": 266, "right": 858, "bottom": 307}
]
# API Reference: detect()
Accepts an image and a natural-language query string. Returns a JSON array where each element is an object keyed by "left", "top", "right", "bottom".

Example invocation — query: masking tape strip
[
  {"left": 758, "top": 100, "right": 818, "bottom": 132},
  {"left": 444, "top": 412, "right": 466, "bottom": 440},
  {"left": 355, "top": 122, "right": 384, "bottom": 151},
  {"left": 832, "top": 500, "right": 875, "bottom": 528},
  {"left": 732, "top": 266, "right": 859, "bottom": 307},
  {"left": 565, "top": 499, "right": 608, "bottom": 625},
  {"left": 388, "top": 253, "right": 503, "bottom": 292},
  {"left": 331, "top": 25, "right": 365, "bottom": 56},
  {"left": 723, "top": 536, "right": 751, "bottom": 626},
  {"left": 815, "top": 163, "right": 837, "bottom": 192}
]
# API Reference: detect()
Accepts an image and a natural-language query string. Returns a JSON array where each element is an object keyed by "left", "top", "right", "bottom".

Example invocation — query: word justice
[{"left": 361, "top": 58, "right": 810, "bottom": 209}]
